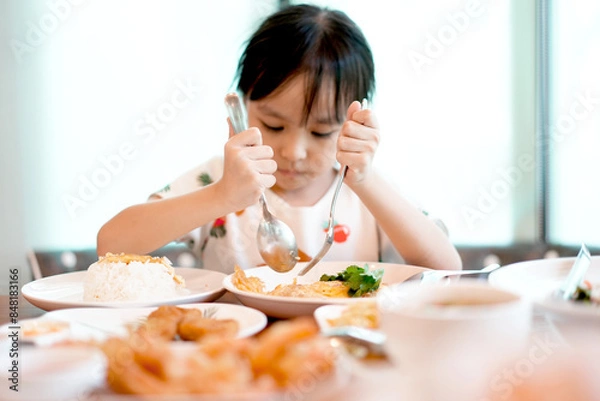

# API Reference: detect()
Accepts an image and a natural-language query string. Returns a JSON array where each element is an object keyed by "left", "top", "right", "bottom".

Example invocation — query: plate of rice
[{"left": 22, "top": 253, "right": 227, "bottom": 311}]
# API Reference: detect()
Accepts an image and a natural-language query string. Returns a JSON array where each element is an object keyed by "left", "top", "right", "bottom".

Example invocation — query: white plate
[
  {"left": 0, "top": 318, "right": 72, "bottom": 346},
  {"left": 0, "top": 303, "right": 267, "bottom": 346},
  {"left": 489, "top": 256, "right": 600, "bottom": 320},
  {"left": 22, "top": 268, "right": 227, "bottom": 311},
  {"left": 0, "top": 345, "right": 106, "bottom": 401},
  {"left": 223, "top": 261, "right": 428, "bottom": 318}
]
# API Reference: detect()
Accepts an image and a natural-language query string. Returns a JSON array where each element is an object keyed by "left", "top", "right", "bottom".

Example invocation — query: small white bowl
[
  {"left": 313, "top": 304, "right": 348, "bottom": 331},
  {"left": 0, "top": 318, "right": 72, "bottom": 347},
  {"left": 377, "top": 280, "right": 532, "bottom": 400},
  {"left": 20, "top": 318, "right": 71, "bottom": 346}
]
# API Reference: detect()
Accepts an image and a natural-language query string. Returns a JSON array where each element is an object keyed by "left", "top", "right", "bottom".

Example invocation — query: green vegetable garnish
[{"left": 320, "top": 264, "right": 384, "bottom": 297}]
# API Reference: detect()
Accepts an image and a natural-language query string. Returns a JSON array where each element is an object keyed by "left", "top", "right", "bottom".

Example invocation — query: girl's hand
[
  {"left": 216, "top": 121, "right": 276, "bottom": 212},
  {"left": 337, "top": 100, "right": 380, "bottom": 187}
]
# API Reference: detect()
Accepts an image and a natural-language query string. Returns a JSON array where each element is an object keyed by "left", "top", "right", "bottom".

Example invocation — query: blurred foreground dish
[{"left": 99, "top": 317, "right": 338, "bottom": 396}]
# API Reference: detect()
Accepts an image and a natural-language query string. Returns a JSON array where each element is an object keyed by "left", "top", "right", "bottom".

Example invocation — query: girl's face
[{"left": 246, "top": 75, "right": 342, "bottom": 203}]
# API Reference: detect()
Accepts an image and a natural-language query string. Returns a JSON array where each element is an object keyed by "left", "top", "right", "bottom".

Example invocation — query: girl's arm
[
  {"left": 97, "top": 126, "right": 276, "bottom": 256},
  {"left": 96, "top": 184, "right": 230, "bottom": 256},
  {"left": 338, "top": 102, "right": 462, "bottom": 270}
]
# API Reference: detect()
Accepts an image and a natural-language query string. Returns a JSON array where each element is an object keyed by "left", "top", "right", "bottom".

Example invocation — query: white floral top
[{"left": 153, "top": 157, "right": 405, "bottom": 274}]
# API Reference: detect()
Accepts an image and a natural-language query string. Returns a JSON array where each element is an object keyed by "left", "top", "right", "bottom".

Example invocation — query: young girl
[{"left": 97, "top": 4, "right": 462, "bottom": 273}]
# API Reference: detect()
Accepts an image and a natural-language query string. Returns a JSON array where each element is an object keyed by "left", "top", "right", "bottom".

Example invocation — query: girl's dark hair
[{"left": 236, "top": 4, "right": 375, "bottom": 124}]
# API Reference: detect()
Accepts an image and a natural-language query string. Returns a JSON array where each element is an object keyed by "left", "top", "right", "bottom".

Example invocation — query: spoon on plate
[
  {"left": 224, "top": 92, "right": 299, "bottom": 273},
  {"left": 323, "top": 326, "right": 388, "bottom": 358},
  {"left": 555, "top": 243, "right": 591, "bottom": 301},
  {"left": 403, "top": 263, "right": 503, "bottom": 284}
]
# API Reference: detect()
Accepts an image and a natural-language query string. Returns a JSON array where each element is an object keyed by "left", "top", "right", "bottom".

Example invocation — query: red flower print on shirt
[
  {"left": 332, "top": 224, "right": 350, "bottom": 243},
  {"left": 210, "top": 217, "right": 226, "bottom": 238},
  {"left": 322, "top": 220, "right": 350, "bottom": 243}
]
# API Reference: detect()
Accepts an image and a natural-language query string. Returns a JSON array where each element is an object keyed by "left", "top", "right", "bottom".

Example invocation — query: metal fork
[{"left": 298, "top": 99, "right": 368, "bottom": 277}]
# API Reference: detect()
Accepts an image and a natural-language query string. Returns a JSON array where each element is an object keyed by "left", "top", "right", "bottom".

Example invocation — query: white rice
[{"left": 83, "top": 257, "right": 189, "bottom": 302}]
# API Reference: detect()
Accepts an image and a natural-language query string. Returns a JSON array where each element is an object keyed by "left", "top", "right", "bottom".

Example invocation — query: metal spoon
[
  {"left": 556, "top": 243, "right": 591, "bottom": 300},
  {"left": 298, "top": 99, "right": 369, "bottom": 277},
  {"left": 404, "top": 263, "right": 503, "bottom": 284},
  {"left": 323, "top": 326, "right": 388, "bottom": 359},
  {"left": 224, "top": 93, "right": 298, "bottom": 272},
  {"left": 296, "top": 165, "right": 346, "bottom": 277}
]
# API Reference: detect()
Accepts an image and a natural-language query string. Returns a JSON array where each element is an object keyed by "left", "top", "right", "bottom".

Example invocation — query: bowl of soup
[{"left": 377, "top": 280, "right": 532, "bottom": 401}]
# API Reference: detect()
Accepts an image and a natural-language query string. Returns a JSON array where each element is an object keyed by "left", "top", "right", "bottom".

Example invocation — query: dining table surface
[
  {"left": 1, "top": 283, "right": 598, "bottom": 401},
  {"left": 0, "top": 291, "right": 405, "bottom": 401}
]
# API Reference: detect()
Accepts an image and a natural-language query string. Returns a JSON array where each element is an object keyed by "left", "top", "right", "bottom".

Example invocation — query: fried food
[
  {"left": 102, "top": 333, "right": 255, "bottom": 395},
  {"left": 147, "top": 305, "right": 187, "bottom": 320},
  {"left": 102, "top": 334, "right": 179, "bottom": 395},
  {"left": 100, "top": 317, "right": 337, "bottom": 396},
  {"left": 250, "top": 317, "right": 335, "bottom": 387},
  {"left": 136, "top": 315, "right": 180, "bottom": 341},
  {"left": 135, "top": 305, "right": 239, "bottom": 342},
  {"left": 178, "top": 315, "right": 239, "bottom": 341},
  {"left": 233, "top": 266, "right": 351, "bottom": 298},
  {"left": 251, "top": 316, "right": 319, "bottom": 372},
  {"left": 232, "top": 266, "right": 265, "bottom": 293}
]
